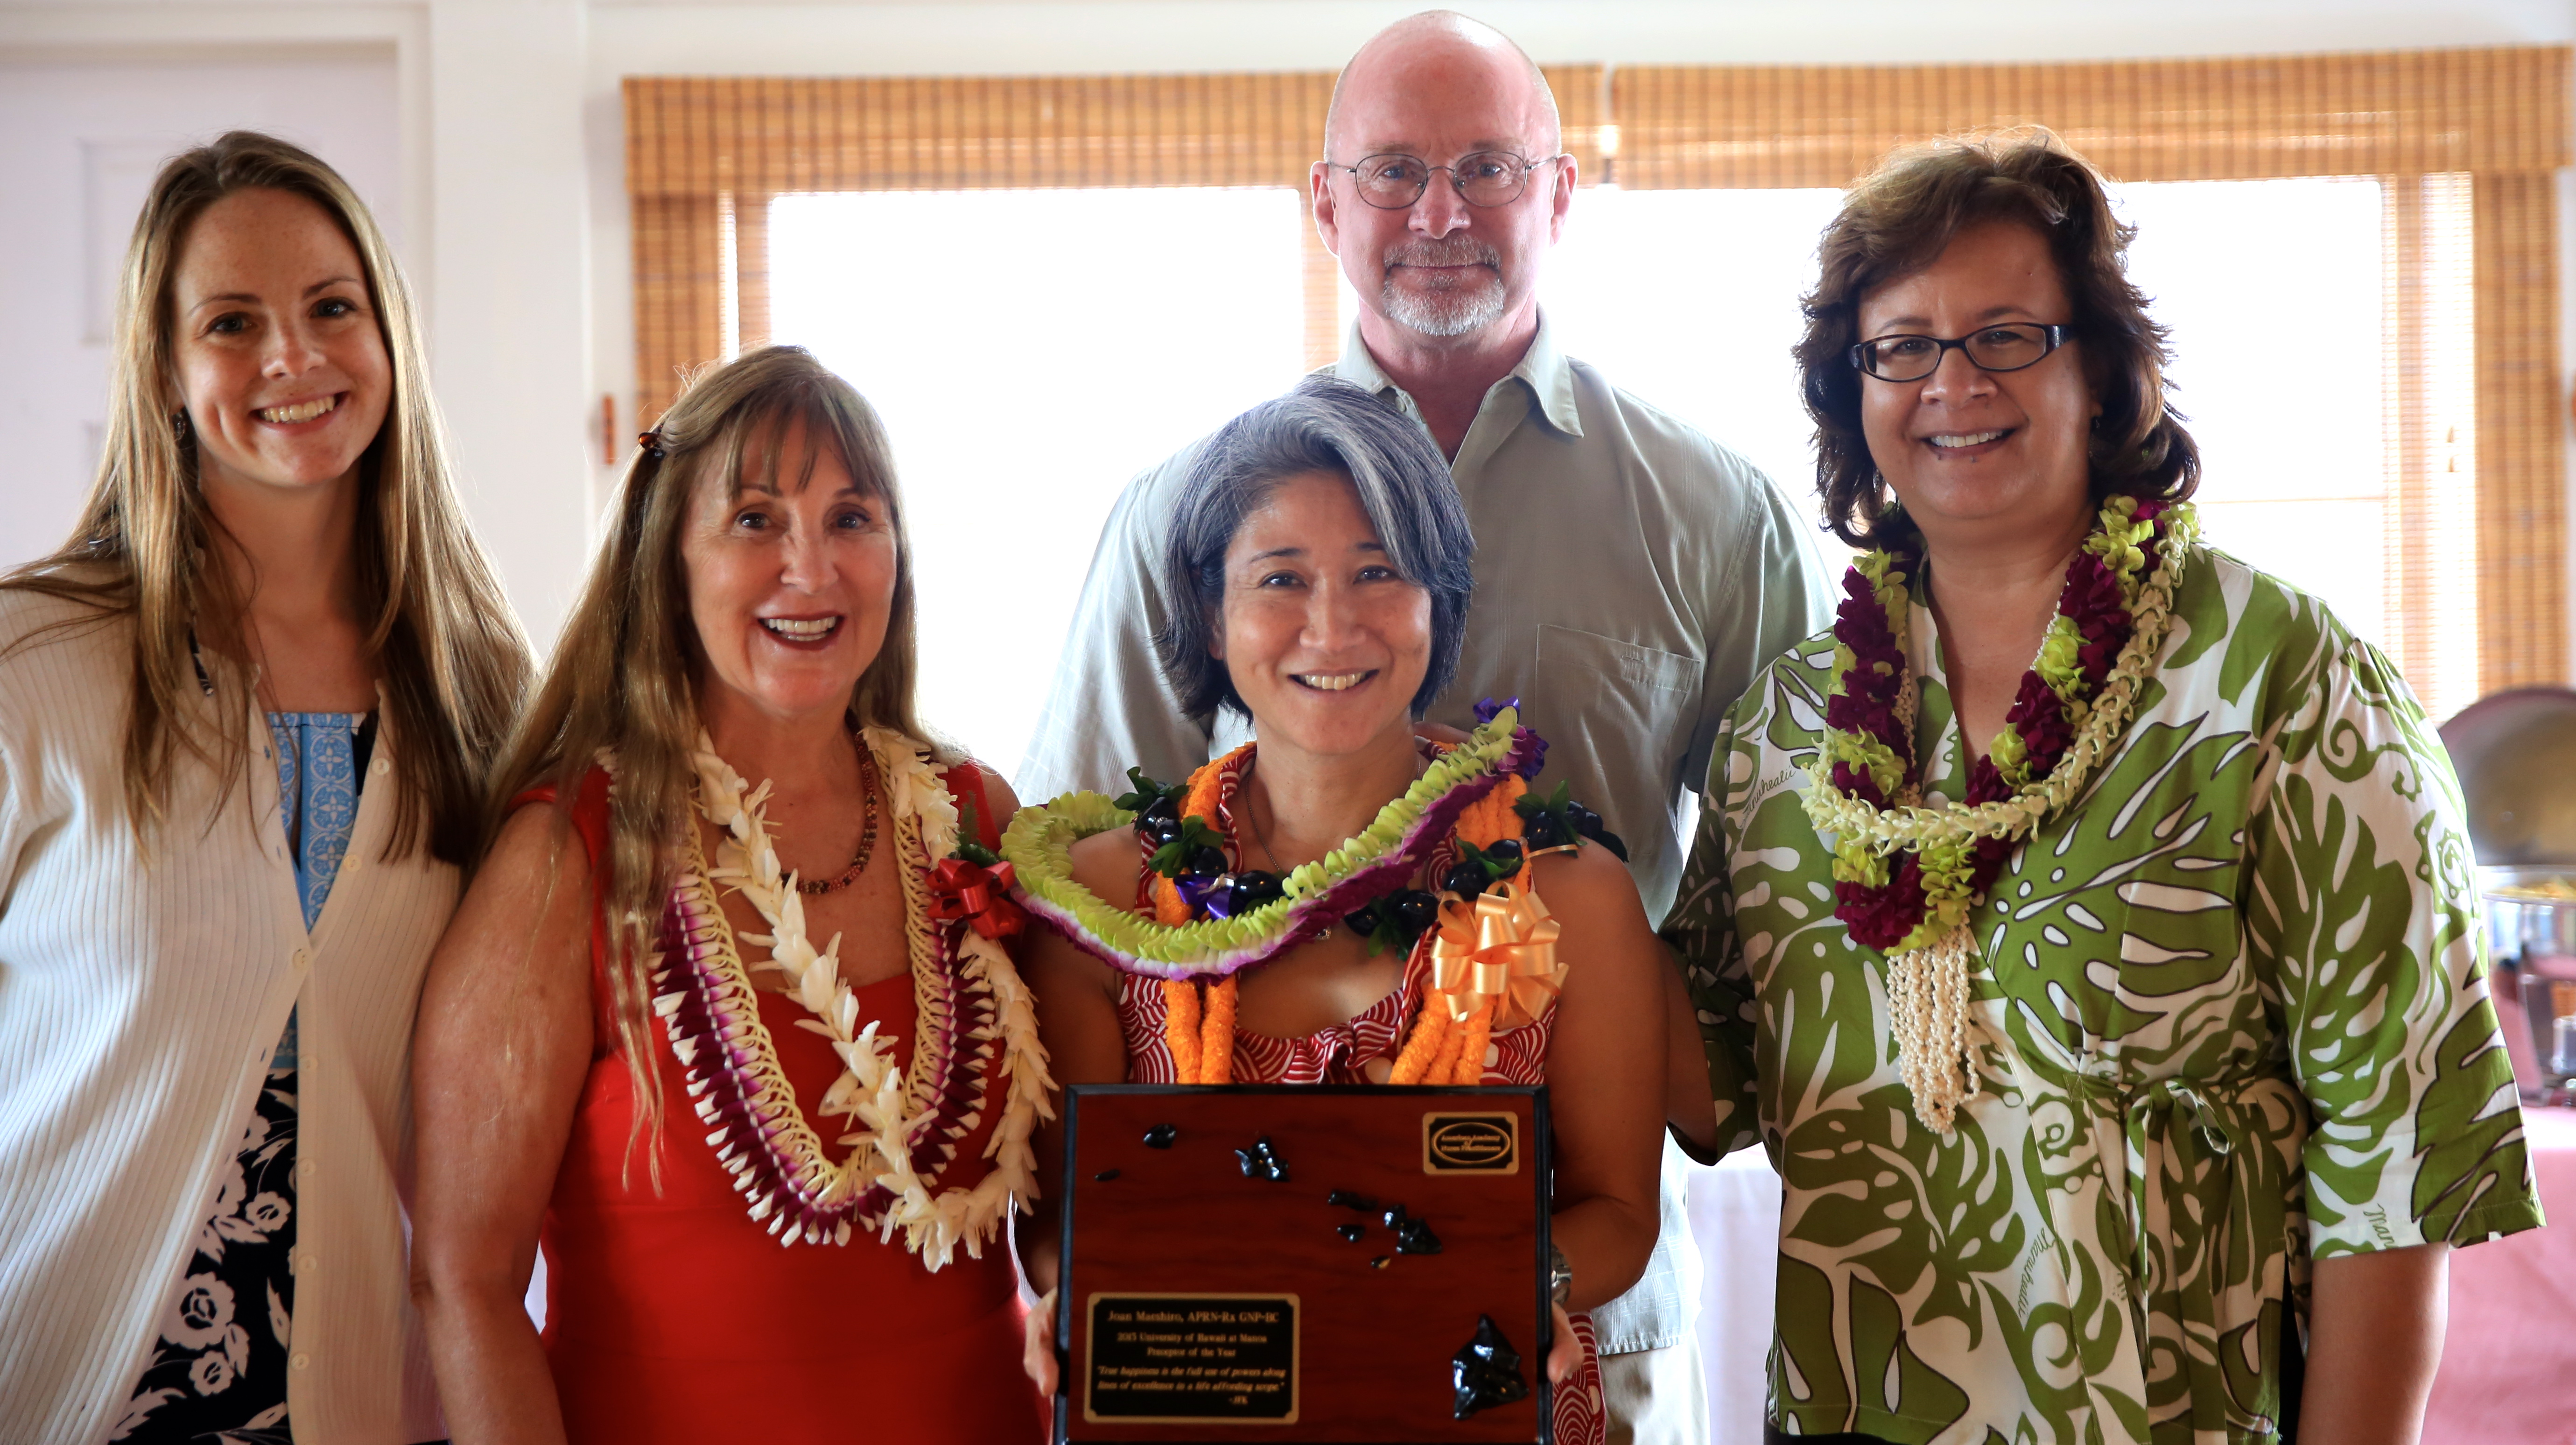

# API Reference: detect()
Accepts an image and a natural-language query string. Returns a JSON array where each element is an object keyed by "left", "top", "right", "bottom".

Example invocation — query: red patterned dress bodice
[{"left": 1112, "top": 942, "right": 1555, "bottom": 1085}]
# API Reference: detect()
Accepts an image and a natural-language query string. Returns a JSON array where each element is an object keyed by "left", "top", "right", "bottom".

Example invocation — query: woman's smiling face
[
  {"left": 679, "top": 415, "right": 899, "bottom": 727},
  {"left": 1216, "top": 470, "right": 1432, "bottom": 760},
  {"left": 1856, "top": 220, "right": 2099, "bottom": 546},
  {"left": 168, "top": 186, "right": 392, "bottom": 497}
]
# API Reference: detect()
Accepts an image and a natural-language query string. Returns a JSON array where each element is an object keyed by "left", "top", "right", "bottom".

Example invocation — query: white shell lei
[
  {"left": 651, "top": 726, "right": 1054, "bottom": 1267},
  {"left": 1883, "top": 926, "right": 1979, "bottom": 1134},
  {"left": 1805, "top": 512, "right": 2199, "bottom": 1135}
]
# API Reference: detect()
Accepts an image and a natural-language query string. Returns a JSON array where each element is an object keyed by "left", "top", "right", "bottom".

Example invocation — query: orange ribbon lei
[
  {"left": 1151, "top": 747, "right": 1251, "bottom": 1084},
  {"left": 1425, "top": 880, "right": 1565, "bottom": 1032}
]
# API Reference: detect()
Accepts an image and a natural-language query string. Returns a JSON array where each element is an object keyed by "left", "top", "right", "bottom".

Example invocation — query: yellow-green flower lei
[
  {"left": 1002, "top": 708, "right": 1537, "bottom": 981},
  {"left": 1807, "top": 497, "right": 2200, "bottom": 953},
  {"left": 1806, "top": 497, "right": 2197, "bottom": 1133}
]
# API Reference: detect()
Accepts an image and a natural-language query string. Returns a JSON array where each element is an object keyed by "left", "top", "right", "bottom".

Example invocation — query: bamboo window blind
[
  {"left": 625, "top": 67, "right": 1606, "bottom": 424},
  {"left": 627, "top": 46, "right": 2568, "bottom": 697}
]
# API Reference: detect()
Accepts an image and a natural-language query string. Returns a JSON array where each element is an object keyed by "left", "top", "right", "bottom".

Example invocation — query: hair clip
[{"left": 637, "top": 428, "right": 666, "bottom": 459}]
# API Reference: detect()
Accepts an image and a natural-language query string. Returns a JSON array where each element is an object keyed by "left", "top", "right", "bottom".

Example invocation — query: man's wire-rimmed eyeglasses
[
  {"left": 1325, "top": 150, "right": 1572, "bottom": 210},
  {"left": 1849, "top": 323, "right": 2075, "bottom": 382}
]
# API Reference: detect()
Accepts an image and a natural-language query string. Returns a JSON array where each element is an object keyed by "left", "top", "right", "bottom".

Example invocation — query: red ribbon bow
[{"left": 929, "top": 857, "right": 1025, "bottom": 940}]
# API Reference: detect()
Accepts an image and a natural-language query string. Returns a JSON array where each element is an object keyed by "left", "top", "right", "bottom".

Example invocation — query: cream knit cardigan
[{"left": 0, "top": 589, "right": 449, "bottom": 1445}]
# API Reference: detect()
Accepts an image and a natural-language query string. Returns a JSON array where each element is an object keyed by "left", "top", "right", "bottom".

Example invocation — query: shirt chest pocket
[{"left": 1531, "top": 624, "right": 1699, "bottom": 750}]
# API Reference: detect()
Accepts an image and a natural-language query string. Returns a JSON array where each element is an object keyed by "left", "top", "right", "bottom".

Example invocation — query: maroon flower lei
[{"left": 1829, "top": 499, "right": 2172, "bottom": 952}]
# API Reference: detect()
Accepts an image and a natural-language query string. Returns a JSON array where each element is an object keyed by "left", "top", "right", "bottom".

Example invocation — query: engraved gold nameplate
[
  {"left": 1423, "top": 1112, "right": 1520, "bottom": 1174},
  {"left": 1084, "top": 1293, "right": 1300, "bottom": 1426}
]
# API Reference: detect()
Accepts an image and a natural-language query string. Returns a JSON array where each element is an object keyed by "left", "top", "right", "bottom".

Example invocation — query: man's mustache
[{"left": 1382, "top": 238, "right": 1501, "bottom": 271}]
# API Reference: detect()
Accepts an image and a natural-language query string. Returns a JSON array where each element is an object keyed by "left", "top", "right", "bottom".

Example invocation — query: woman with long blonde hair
[
  {"left": 0, "top": 132, "right": 527, "bottom": 1444},
  {"left": 410, "top": 345, "right": 1051, "bottom": 1443}
]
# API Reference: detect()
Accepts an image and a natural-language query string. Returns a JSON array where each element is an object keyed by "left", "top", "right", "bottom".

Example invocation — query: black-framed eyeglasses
[
  {"left": 1327, "top": 150, "right": 1570, "bottom": 210},
  {"left": 1849, "top": 323, "right": 2075, "bottom": 382}
]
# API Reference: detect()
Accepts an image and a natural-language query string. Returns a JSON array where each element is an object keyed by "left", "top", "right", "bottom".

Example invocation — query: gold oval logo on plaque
[{"left": 1424, "top": 1115, "right": 1517, "bottom": 1172}]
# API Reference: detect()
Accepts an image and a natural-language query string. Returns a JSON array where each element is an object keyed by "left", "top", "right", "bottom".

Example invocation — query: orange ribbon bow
[
  {"left": 928, "top": 857, "right": 1025, "bottom": 940},
  {"left": 1426, "top": 881, "right": 1565, "bottom": 1032}
]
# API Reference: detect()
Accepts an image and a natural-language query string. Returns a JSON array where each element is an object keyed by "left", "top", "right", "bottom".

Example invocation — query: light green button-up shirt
[{"left": 1019, "top": 315, "right": 1837, "bottom": 926}]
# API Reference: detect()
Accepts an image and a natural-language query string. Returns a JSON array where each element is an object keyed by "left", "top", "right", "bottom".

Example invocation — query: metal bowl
[
  {"left": 2439, "top": 687, "right": 2576, "bottom": 865},
  {"left": 2443, "top": 692, "right": 2576, "bottom": 1093}
]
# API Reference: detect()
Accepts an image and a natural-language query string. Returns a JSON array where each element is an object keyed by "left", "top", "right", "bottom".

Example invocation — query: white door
[{"left": 0, "top": 56, "right": 401, "bottom": 568}]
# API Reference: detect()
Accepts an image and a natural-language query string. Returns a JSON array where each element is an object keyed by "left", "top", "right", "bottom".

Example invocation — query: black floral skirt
[{"left": 111, "top": 1043, "right": 296, "bottom": 1444}]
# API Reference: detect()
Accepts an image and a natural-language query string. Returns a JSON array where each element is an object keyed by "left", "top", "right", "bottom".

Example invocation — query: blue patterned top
[
  {"left": 267, "top": 712, "right": 370, "bottom": 933},
  {"left": 262, "top": 711, "right": 369, "bottom": 1074}
]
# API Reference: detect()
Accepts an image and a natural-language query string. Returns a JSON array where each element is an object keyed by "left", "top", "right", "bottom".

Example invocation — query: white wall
[
  {"left": 4, "top": 0, "right": 2572, "bottom": 651},
  {"left": 587, "top": 0, "right": 2576, "bottom": 75},
  {"left": 427, "top": 0, "right": 594, "bottom": 641}
]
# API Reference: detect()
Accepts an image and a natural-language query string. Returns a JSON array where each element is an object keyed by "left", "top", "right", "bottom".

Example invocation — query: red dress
[{"left": 527, "top": 765, "right": 1045, "bottom": 1443}]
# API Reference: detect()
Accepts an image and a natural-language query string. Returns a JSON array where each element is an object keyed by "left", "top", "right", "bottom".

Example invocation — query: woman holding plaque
[
  {"left": 410, "top": 346, "right": 1053, "bottom": 1442},
  {"left": 1009, "top": 376, "right": 1667, "bottom": 1445},
  {"left": 1664, "top": 132, "right": 2542, "bottom": 1445}
]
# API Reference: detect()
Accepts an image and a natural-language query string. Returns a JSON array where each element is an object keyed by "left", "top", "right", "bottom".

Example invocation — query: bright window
[{"left": 769, "top": 188, "right": 1308, "bottom": 775}]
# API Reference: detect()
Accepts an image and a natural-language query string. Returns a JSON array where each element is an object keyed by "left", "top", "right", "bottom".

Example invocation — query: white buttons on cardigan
[
  {"left": 372, "top": 757, "right": 389, "bottom": 776},
  {"left": 291, "top": 1353, "right": 310, "bottom": 1370},
  {"left": 291, "top": 948, "right": 311, "bottom": 972}
]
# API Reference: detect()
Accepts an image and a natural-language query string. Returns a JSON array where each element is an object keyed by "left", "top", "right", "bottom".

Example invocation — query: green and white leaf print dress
[{"left": 1664, "top": 545, "right": 2543, "bottom": 1445}]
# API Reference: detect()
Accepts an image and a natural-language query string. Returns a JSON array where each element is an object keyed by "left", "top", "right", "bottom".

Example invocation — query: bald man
[{"left": 1019, "top": 14, "right": 1834, "bottom": 1440}]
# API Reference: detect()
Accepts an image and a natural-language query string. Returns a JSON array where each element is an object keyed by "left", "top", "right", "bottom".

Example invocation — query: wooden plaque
[{"left": 1057, "top": 1084, "right": 1553, "bottom": 1444}]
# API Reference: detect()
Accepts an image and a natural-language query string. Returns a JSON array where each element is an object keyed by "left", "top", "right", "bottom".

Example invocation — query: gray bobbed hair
[{"left": 1155, "top": 375, "right": 1474, "bottom": 721}]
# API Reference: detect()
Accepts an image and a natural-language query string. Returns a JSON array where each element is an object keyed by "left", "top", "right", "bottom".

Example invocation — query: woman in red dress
[
  {"left": 409, "top": 347, "right": 1051, "bottom": 1442},
  {"left": 1009, "top": 378, "right": 1675, "bottom": 1445}
]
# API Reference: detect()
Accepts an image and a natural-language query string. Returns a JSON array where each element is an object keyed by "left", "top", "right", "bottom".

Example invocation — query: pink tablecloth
[{"left": 2422, "top": 1104, "right": 2576, "bottom": 1445}]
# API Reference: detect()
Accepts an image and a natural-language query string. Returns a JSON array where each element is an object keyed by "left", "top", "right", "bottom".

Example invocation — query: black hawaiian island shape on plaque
[{"left": 1450, "top": 1315, "right": 1530, "bottom": 1419}]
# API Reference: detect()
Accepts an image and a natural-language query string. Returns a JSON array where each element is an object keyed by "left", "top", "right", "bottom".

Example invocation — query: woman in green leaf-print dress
[{"left": 1663, "top": 132, "right": 2542, "bottom": 1445}]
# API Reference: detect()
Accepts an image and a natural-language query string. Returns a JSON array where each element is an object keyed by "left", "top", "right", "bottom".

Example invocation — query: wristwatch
[{"left": 1548, "top": 1242, "right": 1572, "bottom": 1309}]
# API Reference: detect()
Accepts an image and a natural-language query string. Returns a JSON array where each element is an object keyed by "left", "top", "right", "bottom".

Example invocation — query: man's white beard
[
  {"left": 1383, "top": 275, "right": 1506, "bottom": 337},
  {"left": 1379, "top": 239, "right": 1507, "bottom": 338}
]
